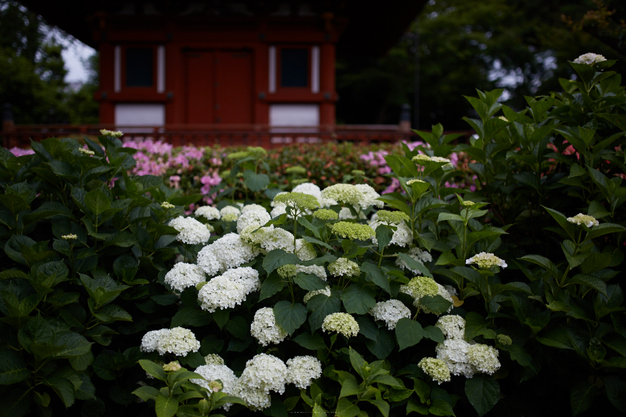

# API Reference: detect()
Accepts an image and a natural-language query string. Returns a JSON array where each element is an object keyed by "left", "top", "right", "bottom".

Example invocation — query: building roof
[{"left": 20, "top": 0, "right": 426, "bottom": 58}]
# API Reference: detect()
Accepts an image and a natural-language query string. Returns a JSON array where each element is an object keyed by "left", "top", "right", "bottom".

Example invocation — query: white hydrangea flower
[
  {"left": 164, "top": 262, "right": 206, "bottom": 292},
  {"left": 296, "top": 264, "right": 327, "bottom": 280},
  {"left": 250, "top": 307, "right": 288, "bottom": 346},
  {"left": 140, "top": 329, "right": 169, "bottom": 353},
  {"left": 369, "top": 299, "right": 412, "bottom": 330},
  {"left": 220, "top": 205, "right": 241, "bottom": 222},
  {"left": 237, "top": 206, "right": 271, "bottom": 234},
  {"left": 436, "top": 338, "right": 474, "bottom": 377},
  {"left": 195, "top": 206, "right": 221, "bottom": 220},
  {"left": 355, "top": 184, "right": 384, "bottom": 210},
  {"left": 396, "top": 246, "right": 433, "bottom": 274},
  {"left": 169, "top": 216, "right": 212, "bottom": 245},
  {"left": 567, "top": 213, "right": 599, "bottom": 228},
  {"left": 328, "top": 257, "right": 361, "bottom": 277},
  {"left": 418, "top": 357, "right": 451, "bottom": 384},
  {"left": 231, "top": 383, "right": 271, "bottom": 411},
  {"left": 321, "top": 184, "right": 363, "bottom": 207},
  {"left": 369, "top": 215, "right": 413, "bottom": 247},
  {"left": 192, "top": 364, "right": 238, "bottom": 394},
  {"left": 295, "top": 239, "right": 316, "bottom": 261},
  {"left": 338, "top": 207, "right": 366, "bottom": 220},
  {"left": 286, "top": 356, "right": 323, "bottom": 389},
  {"left": 141, "top": 327, "right": 200, "bottom": 357},
  {"left": 435, "top": 315, "right": 466, "bottom": 340},
  {"left": 197, "top": 233, "right": 261, "bottom": 275},
  {"left": 303, "top": 286, "right": 331, "bottom": 304},
  {"left": 197, "top": 267, "right": 260, "bottom": 312},
  {"left": 573, "top": 52, "right": 607, "bottom": 65},
  {"left": 270, "top": 204, "right": 287, "bottom": 218},
  {"left": 466, "top": 252, "right": 507, "bottom": 269},
  {"left": 293, "top": 182, "right": 336, "bottom": 207},
  {"left": 322, "top": 312, "right": 359, "bottom": 338},
  {"left": 204, "top": 354, "right": 225, "bottom": 365},
  {"left": 238, "top": 353, "right": 288, "bottom": 395},
  {"left": 467, "top": 344, "right": 501, "bottom": 375}
]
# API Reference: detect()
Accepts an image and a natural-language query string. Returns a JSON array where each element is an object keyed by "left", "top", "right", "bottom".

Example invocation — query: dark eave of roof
[{"left": 19, "top": 0, "right": 426, "bottom": 58}]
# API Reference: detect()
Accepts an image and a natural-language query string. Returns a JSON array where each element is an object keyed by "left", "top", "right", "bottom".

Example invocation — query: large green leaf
[
  {"left": 465, "top": 375, "right": 499, "bottom": 416},
  {"left": 395, "top": 318, "right": 424, "bottom": 351},
  {"left": 341, "top": 284, "right": 377, "bottom": 314},
  {"left": 244, "top": 171, "right": 270, "bottom": 192},
  {"left": 571, "top": 379, "right": 599, "bottom": 416},
  {"left": 155, "top": 394, "right": 179, "bottom": 417},
  {"left": 259, "top": 273, "right": 285, "bottom": 301},
  {"left": 274, "top": 301, "right": 307, "bottom": 335},
  {"left": 0, "top": 351, "right": 29, "bottom": 385},
  {"left": 84, "top": 188, "right": 111, "bottom": 216},
  {"left": 307, "top": 294, "right": 341, "bottom": 330},
  {"left": 263, "top": 249, "right": 299, "bottom": 275},
  {"left": 361, "top": 261, "right": 391, "bottom": 294}
]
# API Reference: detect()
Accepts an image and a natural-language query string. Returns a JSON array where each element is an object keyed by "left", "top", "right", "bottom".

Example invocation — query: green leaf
[
  {"left": 536, "top": 326, "right": 574, "bottom": 350},
  {"left": 307, "top": 294, "right": 341, "bottom": 330},
  {"left": 263, "top": 249, "right": 299, "bottom": 275},
  {"left": 419, "top": 295, "right": 452, "bottom": 315},
  {"left": 395, "top": 318, "right": 424, "bottom": 351},
  {"left": 407, "top": 399, "right": 430, "bottom": 415},
  {"left": 0, "top": 351, "right": 29, "bottom": 385},
  {"left": 375, "top": 225, "right": 394, "bottom": 251},
  {"left": 571, "top": 379, "right": 598, "bottom": 416},
  {"left": 244, "top": 171, "right": 270, "bottom": 192},
  {"left": 465, "top": 375, "right": 499, "bottom": 416},
  {"left": 171, "top": 307, "right": 212, "bottom": 328},
  {"left": 604, "top": 376, "right": 626, "bottom": 413},
  {"left": 294, "top": 273, "right": 328, "bottom": 291},
  {"left": 429, "top": 398, "right": 456, "bottom": 416},
  {"left": 138, "top": 359, "right": 167, "bottom": 382},
  {"left": 84, "top": 188, "right": 111, "bottom": 216},
  {"left": 155, "top": 394, "right": 179, "bottom": 417},
  {"left": 361, "top": 261, "right": 391, "bottom": 294},
  {"left": 569, "top": 274, "right": 607, "bottom": 296},
  {"left": 341, "top": 284, "right": 377, "bottom": 314},
  {"left": 273, "top": 301, "right": 307, "bottom": 335},
  {"left": 293, "top": 332, "right": 326, "bottom": 350},
  {"left": 339, "top": 374, "right": 361, "bottom": 398},
  {"left": 367, "top": 399, "right": 390, "bottom": 417},
  {"left": 259, "top": 273, "right": 285, "bottom": 301},
  {"left": 133, "top": 386, "right": 161, "bottom": 402},
  {"left": 398, "top": 252, "right": 433, "bottom": 277},
  {"left": 44, "top": 376, "right": 75, "bottom": 407},
  {"left": 366, "top": 328, "right": 395, "bottom": 360},
  {"left": 52, "top": 332, "right": 93, "bottom": 358},
  {"left": 335, "top": 397, "right": 361, "bottom": 417}
]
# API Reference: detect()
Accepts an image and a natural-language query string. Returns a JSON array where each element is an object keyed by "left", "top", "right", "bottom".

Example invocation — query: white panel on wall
[
  {"left": 311, "top": 46, "right": 320, "bottom": 93},
  {"left": 157, "top": 46, "right": 166, "bottom": 93},
  {"left": 269, "top": 104, "right": 320, "bottom": 143},
  {"left": 115, "top": 104, "right": 165, "bottom": 134},
  {"left": 269, "top": 46, "right": 276, "bottom": 93},
  {"left": 114, "top": 46, "right": 121, "bottom": 93}
]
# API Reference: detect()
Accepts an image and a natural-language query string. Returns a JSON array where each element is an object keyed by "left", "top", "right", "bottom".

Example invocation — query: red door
[{"left": 184, "top": 49, "right": 253, "bottom": 124}]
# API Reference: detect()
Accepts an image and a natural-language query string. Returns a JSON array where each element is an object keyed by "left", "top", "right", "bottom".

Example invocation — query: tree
[
  {"left": 0, "top": 0, "right": 99, "bottom": 125},
  {"left": 335, "top": 0, "right": 625, "bottom": 130}
]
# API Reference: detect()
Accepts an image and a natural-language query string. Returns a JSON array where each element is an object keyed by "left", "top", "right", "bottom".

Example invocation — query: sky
[{"left": 61, "top": 40, "right": 95, "bottom": 84}]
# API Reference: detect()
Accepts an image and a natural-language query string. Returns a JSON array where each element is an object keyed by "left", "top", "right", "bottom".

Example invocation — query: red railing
[{"left": 1, "top": 124, "right": 423, "bottom": 149}]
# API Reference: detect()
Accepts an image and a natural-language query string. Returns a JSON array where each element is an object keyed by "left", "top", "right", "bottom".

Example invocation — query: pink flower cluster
[{"left": 9, "top": 147, "right": 35, "bottom": 157}]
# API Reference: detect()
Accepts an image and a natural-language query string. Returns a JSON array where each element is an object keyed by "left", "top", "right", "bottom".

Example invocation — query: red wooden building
[{"left": 10, "top": 1, "right": 425, "bottom": 146}]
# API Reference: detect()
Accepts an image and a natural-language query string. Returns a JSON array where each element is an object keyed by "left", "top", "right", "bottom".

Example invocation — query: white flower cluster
[
  {"left": 164, "top": 262, "right": 206, "bottom": 292},
  {"left": 195, "top": 206, "right": 220, "bottom": 220},
  {"left": 237, "top": 204, "right": 271, "bottom": 233},
  {"left": 233, "top": 353, "right": 288, "bottom": 410},
  {"left": 250, "top": 307, "right": 288, "bottom": 346},
  {"left": 303, "top": 285, "right": 332, "bottom": 303},
  {"left": 193, "top": 364, "right": 238, "bottom": 394},
  {"left": 220, "top": 205, "right": 241, "bottom": 222},
  {"left": 567, "top": 213, "right": 599, "bottom": 228},
  {"left": 286, "top": 356, "right": 323, "bottom": 389},
  {"left": 369, "top": 299, "right": 412, "bottom": 330},
  {"left": 140, "top": 327, "right": 200, "bottom": 357},
  {"left": 573, "top": 53, "right": 607, "bottom": 66},
  {"left": 204, "top": 353, "right": 225, "bottom": 365},
  {"left": 197, "top": 233, "right": 261, "bottom": 276},
  {"left": 400, "top": 276, "right": 454, "bottom": 315},
  {"left": 418, "top": 357, "right": 451, "bottom": 385},
  {"left": 396, "top": 246, "right": 433, "bottom": 275},
  {"left": 328, "top": 257, "right": 361, "bottom": 277},
  {"left": 169, "top": 216, "right": 212, "bottom": 245},
  {"left": 369, "top": 212, "right": 413, "bottom": 247},
  {"left": 433, "top": 314, "right": 501, "bottom": 378},
  {"left": 465, "top": 252, "right": 507, "bottom": 269},
  {"left": 322, "top": 312, "right": 359, "bottom": 338},
  {"left": 321, "top": 183, "right": 384, "bottom": 211},
  {"left": 197, "top": 267, "right": 260, "bottom": 312}
]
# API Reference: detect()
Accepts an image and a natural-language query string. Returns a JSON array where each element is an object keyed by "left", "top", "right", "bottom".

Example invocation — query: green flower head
[
  {"left": 274, "top": 192, "right": 320, "bottom": 211},
  {"left": 331, "top": 222, "right": 375, "bottom": 241},
  {"left": 226, "top": 151, "right": 250, "bottom": 160},
  {"left": 285, "top": 166, "right": 307, "bottom": 175},
  {"left": 376, "top": 210, "right": 410, "bottom": 224},
  {"left": 313, "top": 208, "right": 339, "bottom": 221},
  {"left": 247, "top": 146, "right": 268, "bottom": 158},
  {"left": 277, "top": 264, "right": 298, "bottom": 278},
  {"left": 418, "top": 357, "right": 451, "bottom": 384}
]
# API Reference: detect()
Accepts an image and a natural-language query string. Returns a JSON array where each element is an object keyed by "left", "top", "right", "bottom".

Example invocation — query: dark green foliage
[{"left": 0, "top": 135, "right": 183, "bottom": 416}]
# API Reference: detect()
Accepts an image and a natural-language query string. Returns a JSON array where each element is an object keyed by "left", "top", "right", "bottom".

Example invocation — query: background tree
[
  {"left": 336, "top": 0, "right": 626, "bottom": 130},
  {"left": 0, "top": 0, "right": 98, "bottom": 125}
]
